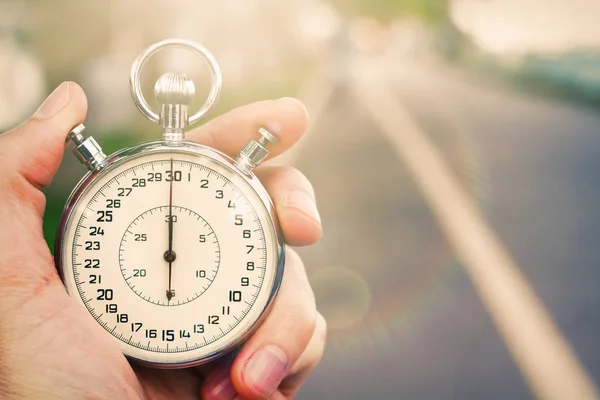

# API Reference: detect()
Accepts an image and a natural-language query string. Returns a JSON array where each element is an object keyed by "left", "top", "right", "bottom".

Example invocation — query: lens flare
[{"left": 311, "top": 266, "right": 372, "bottom": 330}]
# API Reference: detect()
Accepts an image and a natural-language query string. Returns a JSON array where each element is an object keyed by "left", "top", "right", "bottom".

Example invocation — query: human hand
[{"left": 0, "top": 82, "right": 326, "bottom": 400}]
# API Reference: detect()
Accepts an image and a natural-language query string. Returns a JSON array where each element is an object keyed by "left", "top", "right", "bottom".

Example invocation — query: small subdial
[{"left": 119, "top": 206, "right": 220, "bottom": 306}]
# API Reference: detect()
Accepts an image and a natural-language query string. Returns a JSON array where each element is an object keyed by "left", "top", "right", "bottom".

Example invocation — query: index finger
[{"left": 186, "top": 97, "right": 308, "bottom": 159}]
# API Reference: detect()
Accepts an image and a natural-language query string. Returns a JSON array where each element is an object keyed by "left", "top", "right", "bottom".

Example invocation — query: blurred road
[{"left": 293, "top": 57, "right": 600, "bottom": 399}]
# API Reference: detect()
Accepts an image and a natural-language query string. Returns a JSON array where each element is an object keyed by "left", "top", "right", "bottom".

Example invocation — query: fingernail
[
  {"left": 285, "top": 190, "right": 321, "bottom": 224},
  {"left": 203, "top": 365, "right": 237, "bottom": 400},
  {"left": 34, "top": 82, "right": 70, "bottom": 119},
  {"left": 242, "top": 345, "right": 288, "bottom": 398}
]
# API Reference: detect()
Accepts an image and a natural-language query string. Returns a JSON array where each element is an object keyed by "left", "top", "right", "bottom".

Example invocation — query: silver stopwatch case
[{"left": 54, "top": 39, "right": 286, "bottom": 368}]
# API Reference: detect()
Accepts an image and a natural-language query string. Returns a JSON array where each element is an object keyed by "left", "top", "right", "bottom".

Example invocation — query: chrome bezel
[{"left": 54, "top": 140, "right": 285, "bottom": 369}]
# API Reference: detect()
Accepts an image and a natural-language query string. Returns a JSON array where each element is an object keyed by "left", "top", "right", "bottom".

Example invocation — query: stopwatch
[{"left": 55, "top": 39, "right": 285, "bottom": 368}]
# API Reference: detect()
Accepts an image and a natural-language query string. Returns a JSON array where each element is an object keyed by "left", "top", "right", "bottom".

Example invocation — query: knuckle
[
  {"left": 280, "top": 167, "right": 313, "bottom": 192},
  {"left": 284, "top": 248, "right": 315, "bottom": 307},
  {"left": 282, "top": 294, "right": 316, "bottom": 343},
  {"left": 299, "top": 316, "right": 327, "bottom": 373},
  {"left": 261, "top": 165, "right": 303, "bottom": 183},
  {"left": 9, "top": 174, "right": 47, "bottom": 213},
  {"left": 258, "top": 166, "right": 314, "bottom": 197},
  {"left": 310, "top": 335, "right": 327, "bottom": 370},
  {"left": 276, "top": 250, "right": 317, "bottom": 343},
  {"left": 285, "top": 246, "right": 302, "bottom": 267},
  {"left": 315, "top": 312, "right": 328, "bottom": 347},
  {"left": 299, "top": 305, "right": 317, "bottom": 337},
  {"left": 309, "top": 313, "right": 327, "bottom": 367}
]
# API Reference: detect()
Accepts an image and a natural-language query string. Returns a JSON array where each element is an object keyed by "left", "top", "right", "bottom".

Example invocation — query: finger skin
[
  {"left": 232, "top": 315, "right": 327, "bottom": 400},
  {"left": 201, "top": 249, "right": 316, "bottom": 400},
  {"left": 186, "top": 97, "right": 307, "bottom": 159},
  {"left": 255, "top": 166, "right": 322, "bottom": 247},
  {"left": 1, "top": 82, "right": 88, "bottom": 190},
  {"left": 232, "top": 248, "right": 316, "bottom": 399},
  {"left": 0, "top": 82, "right": 88, "bottom": 305},
  {"left": 278, "top": 313, "right": 327, "bottom": 398},
  {"left": 0, "top": 83, "right": 144, "bottom": 400}
]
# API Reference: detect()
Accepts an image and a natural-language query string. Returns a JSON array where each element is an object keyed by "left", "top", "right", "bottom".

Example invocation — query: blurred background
[{"left": 2, "top": 0, "right": 600, "bottom": 398}]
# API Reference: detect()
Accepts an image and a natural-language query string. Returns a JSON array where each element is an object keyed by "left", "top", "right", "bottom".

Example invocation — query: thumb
[{"left": 1, "top": 81, "right": 88, "bottom": 190}]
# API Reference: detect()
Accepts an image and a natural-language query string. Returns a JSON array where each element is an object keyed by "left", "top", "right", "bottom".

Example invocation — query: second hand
[{"left": 164, "top": 158, "right": 176, "bottom": 302}]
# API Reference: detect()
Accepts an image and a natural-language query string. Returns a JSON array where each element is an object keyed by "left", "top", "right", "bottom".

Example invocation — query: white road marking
[{"left": 350, "top": 56, "right": 599, "bottom": 400}]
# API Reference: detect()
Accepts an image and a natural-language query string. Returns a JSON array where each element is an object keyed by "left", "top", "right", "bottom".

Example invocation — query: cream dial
[{"left": 59, "top": 149, "right": 279, "bottom": 366}]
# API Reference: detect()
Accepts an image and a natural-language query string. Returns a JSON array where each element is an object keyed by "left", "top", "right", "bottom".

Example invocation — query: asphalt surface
[{"left": 293, "top": 59, "right": 600, "bottom": 400}]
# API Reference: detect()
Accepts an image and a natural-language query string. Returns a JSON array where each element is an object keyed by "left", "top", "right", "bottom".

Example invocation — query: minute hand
[
  {"left": 168, "top": 167, "right": 174, "bottom": 253},
  {"left": 165, "top": 158, "right": 175, "bottom": 302}
]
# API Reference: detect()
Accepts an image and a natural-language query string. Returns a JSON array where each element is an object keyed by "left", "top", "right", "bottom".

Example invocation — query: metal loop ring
[{"left": 129, "top": 38, "right": 223, "bottom": 126}]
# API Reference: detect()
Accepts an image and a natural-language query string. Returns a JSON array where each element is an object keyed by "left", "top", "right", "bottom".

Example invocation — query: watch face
[{"left": 57, "top": 144, "right": 284, "bottom": 367}]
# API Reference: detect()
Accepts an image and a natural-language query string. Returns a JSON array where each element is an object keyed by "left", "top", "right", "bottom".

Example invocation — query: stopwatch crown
[
  {"left": 154, "top": 72, "right": 196, "bottom": 105},
  {"left": 154, "top": 72, "right": 196, "bottom": 143}
]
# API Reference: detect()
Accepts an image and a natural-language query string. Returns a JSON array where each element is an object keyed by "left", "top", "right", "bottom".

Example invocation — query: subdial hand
[{"left": 164, "top": 158, "right": 176, "bottom": 301}]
